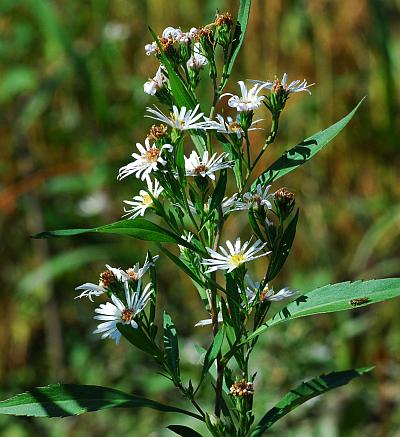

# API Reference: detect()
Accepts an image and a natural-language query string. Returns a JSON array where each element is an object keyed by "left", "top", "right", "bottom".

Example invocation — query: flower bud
[
  {"left": 214, "top": 12, "right": 233, "bottom": 49},
  {"left": 239, "top": 110, "right": 254, "bottom": 131},
  {"left": 274, "top": 187, "right": 295, "bottom": 220}
]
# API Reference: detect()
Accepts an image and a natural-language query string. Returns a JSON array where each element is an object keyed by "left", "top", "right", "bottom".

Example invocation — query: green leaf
[
  {"left": 221, "top": 0, "right": 252, "bottom": 89},
  {"left": 0, "top": 384, "right": 202, "bottom": 420},
  {"left": 33, "top": 218, "right": 193, "bottom": 249},
  {"left": 266, "top": 210, "right": 299, "bottom": 281},
  {"left": 163, "top": 311, "right": 180, "bottom": 380},
  {"left": 250, "top": 366, "right": 374, "bottom": 435},
  {"left": 167, "top": 424, "right": 203, "bottom": 437},
  {"left": 196, "top": 328, "right": 224, "bottom": 392},
  {"left": 117, "top": 324, "right": 162, "bottom": 358},
  {"left": 209, "top": 169, "right": 227, "bottom": 214},
  {"left": 251, "top": 99, "right": 365, "bottom": 191},
  {"left": 245, "top": 278, "right": 400, "bottom": 343},
  {"left": 157, "top": 244, "right": 205, "bottom": 288}
]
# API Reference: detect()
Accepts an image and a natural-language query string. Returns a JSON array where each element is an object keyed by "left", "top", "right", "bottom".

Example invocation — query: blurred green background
[{"left": 1, "top": 0, "right": 400, "bottom": 435}]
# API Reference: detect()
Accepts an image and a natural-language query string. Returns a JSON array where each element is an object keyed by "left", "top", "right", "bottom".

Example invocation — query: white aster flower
[
  {"left": 123, "top": 178, "right": 163, "bottom": 219},
  {"left": 245, "top": 277, "right": 296, "bottom": 303},
  {"left": 250, "top": 73, "right": 314, "bottom": 95},
  {"left": 187, "top": 43, "right": 208, "bottom": 70},
  {"left": 162, "top": 26, "right": 182, "bottom": 40},
  {"left": 184, "top": 150, "right": 232, "bottom": 180},
  {"left": 188, "top": 27, "right": 198, "bottom": 38},
  {"left": 118, "top": 138, "right": 173, "bottom": 181},
  {"left": 75, "top": 264, "right": 128, "bottom": 301},
  {"left": 187, "top": 193, "right": 238, "bottom": 216},
  {"left": 221, "top": 81, "right": 268, "bottom": 112},
  {"left": 75, "top": 283, "right": 106, "bottom": 301},
  {"left": 145, "top": 104, "right": 212, "bottom": 131},
  {"left": 144, "top": 41, "right": 157, "bottom": 56},
  {"left": 93, "top": 281, "right": 153, "bottom": 344},
  {"left": 144, "top": 66, "right": 168, "bottom": 96},
  {"left": 205, "top": 114, "right": 264, "bottom": 138},
  {"left": 202, "top": 238, "right": 270, "bottom": 273},
  {"left": 235, "top": 184, "right": 273, "bottom": 211},
  {"left": 126, "top": 253, "right": 159, "bottom": 281}
]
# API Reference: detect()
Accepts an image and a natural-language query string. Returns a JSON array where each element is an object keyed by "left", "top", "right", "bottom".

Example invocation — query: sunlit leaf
[
  {"left": 251, "top": 366, "right": 374, "bottom": 435},
  {"left": 0, "top": 384, "right": 202, "bottom": 419},
  {"left": 32, "top": 218, "right": 194, "bottom": 249},
  {"left": 163, "top": 311, "right": 180, "bottom": 380},
  {"left": 245, "top": 278, "right": 400, "bottom": 343},
  {"left": 251, "top": 99, "right": 365, "bottom": 191}
]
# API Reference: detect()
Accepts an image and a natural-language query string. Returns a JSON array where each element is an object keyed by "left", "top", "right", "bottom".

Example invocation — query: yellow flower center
[
  {"left": 230, "top": 253, "right": 246, "bottom": 267},
  {"left": 142, "top": 193, "right": 153, "bottom": 205}
]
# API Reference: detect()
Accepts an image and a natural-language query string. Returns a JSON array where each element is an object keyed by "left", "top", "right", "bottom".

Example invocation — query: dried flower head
[
  {"left": 99, "top": 270, "right": 115, "bottom": 288},
  {"left": 147, "top": 124, "right": 168, "bottom": 141},
  {"left": 215, "top": 12, "right": 233, "bottom": 27},
  {"left": 230, "top": 379, "right": 254, "bottom": 398}
]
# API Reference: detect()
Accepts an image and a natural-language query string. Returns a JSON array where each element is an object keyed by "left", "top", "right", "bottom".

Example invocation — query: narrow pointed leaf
[
  {"left": 157, "top": 244, "right": 205, "bottom": 288},
  {"left": 251, "top": 99, "right": 364, "bottom": 191},
  {"left": 117, "top": 324, "right": 162, "bottom": 358},
  {"left": 244, "top": 278, "right": 400, "bottom": 343},
  {"left": 0, "top": 384, "right": 202, "bottom": 419},
  {"left": 266, "top": 210, "right": 299, "bottom": 281},
  {"left": 33, "top": 218, "right": 195, "bottom": 249},
  {"left": 209, "top": 169, "right": 227, "bottom": 214},
  {"left": 251, "top": 366, "right": 374, "bottom": 435},
  {"left": 221, "top": 0, "right": 252, "bottom": 89},
  {"left": 167, "top": 425, "right": 204, "bottom": 437},
  {"left": 163, "top": 311, "right": 180, "bottom": 379},
  {"left": 196, "top": 328, "right": 225, "bottom": 392}
]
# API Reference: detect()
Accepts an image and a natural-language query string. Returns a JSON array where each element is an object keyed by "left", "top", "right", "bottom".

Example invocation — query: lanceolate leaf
[
  {"left": 167, "top": 424, "right": 204, "bottom": 437},
  {"left": 118, "top": 324, "right": 162, "bottom": 358},
  {"left": 244, "top": 278, "right": 400, "bottom": 343},
  {"left": 250, "top": 366, "right": 374, "bottom": 436},
  {"left": 221, "top": 0, "right": 252, "bottom": 90},
  {"left": 0, "top": 384, "right": 202, "bottom": 420},
  {"left": 196, "top": 328, "right": 225, "bottom": 392},
  {"left": 163, "top": 311, "right": 181, "bottom": 380},
  {"left": 251, "top": 98, "right": 365, "bottom": 192},
  {"left": 33, "top": 218, "right": 195, "bottom": 250},
  {"left": 266, "top": 210, "right": 299, "bottom": 281}
]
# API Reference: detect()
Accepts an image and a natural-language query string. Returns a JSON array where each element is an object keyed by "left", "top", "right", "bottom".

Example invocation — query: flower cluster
[{"left": 76, "top": 256, "right": 156, "bottom": 344}]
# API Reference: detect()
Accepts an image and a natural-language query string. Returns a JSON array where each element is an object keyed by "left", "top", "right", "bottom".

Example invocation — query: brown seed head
[
  {"left": 275, "top": 187, "right": 295, "bottom": 203},
  {"left": 230, "top": 379, "right": 254, "bottom": 398},
  {"left": 215, "top": 12, "right": 233, "bottom": 27},
  {"left": 147, "top": 124, "right": 168, "bottom": 141},
  {"left": 195, "top": 26, "right": 214, "bottom": 43},
  {"left": 160, "top": 37, "right": 174, "bottom": 52},
  {"left": 99, "top": 270, "right": 115, "bottom": 288}
]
